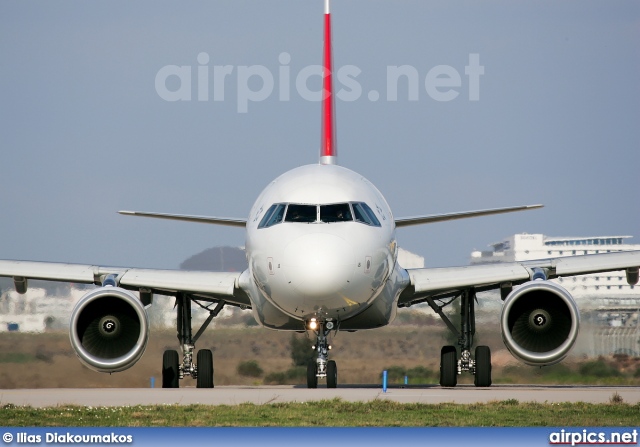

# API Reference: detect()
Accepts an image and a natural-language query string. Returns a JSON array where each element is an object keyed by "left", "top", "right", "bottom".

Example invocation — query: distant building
[
  {"left": 397, "top": 248, "right": 424, "bottom": 269},
  {"left": 471, "top": 233, "right": 640, "bottom": 356},
  {"left": 472, "top": 233, "right": 636, "bottom": 264},
  {"left": 0, "top": 287, "right": 84, "bottom": 333}
]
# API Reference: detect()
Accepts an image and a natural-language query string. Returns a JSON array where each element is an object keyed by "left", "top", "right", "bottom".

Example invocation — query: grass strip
[{"left": 1, "top": 399, "right": 639, "bottom": 427}]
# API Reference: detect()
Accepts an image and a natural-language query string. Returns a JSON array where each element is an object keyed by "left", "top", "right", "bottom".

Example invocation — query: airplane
[{"left": 1, "top": 0, "right": 639, "bottom": 389}]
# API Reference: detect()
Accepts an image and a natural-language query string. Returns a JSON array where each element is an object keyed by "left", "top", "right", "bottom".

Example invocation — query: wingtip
[{"left": 118, "top": 210, "right": 134, "bottom": 215}]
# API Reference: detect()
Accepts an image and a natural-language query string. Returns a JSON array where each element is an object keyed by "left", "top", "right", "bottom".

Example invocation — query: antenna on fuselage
[{"left": 320, "top": 0, "right": 337, "bottom": 165}]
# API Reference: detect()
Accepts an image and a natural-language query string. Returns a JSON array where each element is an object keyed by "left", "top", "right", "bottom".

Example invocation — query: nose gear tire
[
  {"left": 327, "top": 360, "right": 338, "bottom": 388},
  {"left": 307, "top": 360, "right": 318, "bottom": 388}
]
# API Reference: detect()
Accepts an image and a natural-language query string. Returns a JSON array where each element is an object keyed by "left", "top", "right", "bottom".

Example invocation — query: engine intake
[
  {"left": 69, "top": 286, "right": 149, "bottom": 373},
  {"left": 500, "top": 280, "right": 579, "bottom": 366}
]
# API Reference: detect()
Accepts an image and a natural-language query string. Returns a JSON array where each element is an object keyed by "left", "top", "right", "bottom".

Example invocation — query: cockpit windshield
[
  {"left": 320, "top": 203, "right": 353, "bottom": 223},
  {"left": 284, "top": 204, "right": 317, "bottom": 223},
  {"left": 258, "top": 202, "right": 381, "bottom": 228}
]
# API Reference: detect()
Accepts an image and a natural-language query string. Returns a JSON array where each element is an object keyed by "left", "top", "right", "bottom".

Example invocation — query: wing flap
[
  {"left": 0, "top": 260, "right": 250, "bottom": 307},
  {"left": 408, "top": 263, "right": 530, "bottom": 294},
  {"left": 0, "top": 260, "right": 105, "bottom": 284},
  {"left": 119, "top": 269, "right": 239, "bottom": 296},
  {"left": 402, "top": 250, "right": 640, "bottom": 305},
  {"left": 552, "top": 251, "right": 640, "bottom": 276}
]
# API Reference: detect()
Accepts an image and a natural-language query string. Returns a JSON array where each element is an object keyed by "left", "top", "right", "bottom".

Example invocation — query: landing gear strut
[
  {"left": 307, "top": 319, "right": 338, "bottom": 388},
  {"left": 162, "top": 293, "right": 224, "bottom": 388},
  {"left": 428, "top": 288, "right": 492, "bottom": 387}
]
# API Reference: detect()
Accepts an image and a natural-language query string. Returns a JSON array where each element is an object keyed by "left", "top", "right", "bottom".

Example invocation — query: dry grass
[
  {"left": 0, "top": 325, "right": 462, "bottom": 388},
  {"left": 0, "top": 324, "right": 638, "bottom": 388}
]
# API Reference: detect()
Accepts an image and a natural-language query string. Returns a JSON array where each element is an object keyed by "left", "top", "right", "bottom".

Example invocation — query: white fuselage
[{"left": 243, "top": 164, "right": 408, "bottom": 330}]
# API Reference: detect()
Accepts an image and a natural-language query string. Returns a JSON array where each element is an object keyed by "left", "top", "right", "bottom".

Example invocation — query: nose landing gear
[{"left": 306, "top": 319, "right": 338, "bottom": 388}]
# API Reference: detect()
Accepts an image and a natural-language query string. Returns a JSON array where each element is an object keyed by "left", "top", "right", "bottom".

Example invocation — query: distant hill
[{"left": 179, "top": 246, "right": 247, "bottom": 272}]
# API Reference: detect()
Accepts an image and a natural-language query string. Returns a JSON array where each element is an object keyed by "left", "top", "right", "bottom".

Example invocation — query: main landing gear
[
  {"left": 162, "top": 293, "right": 226, "bottom": 388},
  {"left": 306, "top": 318, "right": 338, "bottom": 389},
  {"left": 427, "top": 288, "right": 492, "bottom": 387}
]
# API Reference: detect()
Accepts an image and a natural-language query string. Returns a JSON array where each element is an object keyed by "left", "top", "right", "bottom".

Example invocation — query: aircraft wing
[
  {"left": 395, "top": 204, "right": 543, "bottom": 227},
  {"left": 0, "top": 260, "right": 250, "bottom": 307},
  {"left": 399, "top": 250, "right": 640, "bottom": 305},
  {"left": 118, "top": 211, "right": 247, "bottom": 227}
]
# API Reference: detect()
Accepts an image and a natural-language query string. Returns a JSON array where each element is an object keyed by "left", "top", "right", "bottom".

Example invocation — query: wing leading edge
[
  {"left": 395, "top": 204, "right": 543, "bottom": 227},
  {"left": 399, "top": 250, "right": 640, "bottom": 306},
  {"left": 118, "top": 210, "right": 247, "bottom": 227},
  {"left": 0, "top": 260, "right": 250, "bottom": 307}
]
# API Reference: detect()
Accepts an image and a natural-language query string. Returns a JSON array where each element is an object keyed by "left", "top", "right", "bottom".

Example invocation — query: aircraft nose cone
[{"left": 283, "top": 233, "right": 355, "bottom": 299}]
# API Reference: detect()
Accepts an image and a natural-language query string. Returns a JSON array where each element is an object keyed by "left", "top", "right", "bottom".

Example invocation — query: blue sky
[{"left": 1, "top": 0, "right": 638, "bottom": 269}]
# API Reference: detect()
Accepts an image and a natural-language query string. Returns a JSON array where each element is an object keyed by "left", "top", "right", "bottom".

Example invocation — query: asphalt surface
[{"left": 1, "top": 385, "right": 638, "bottom": 407}]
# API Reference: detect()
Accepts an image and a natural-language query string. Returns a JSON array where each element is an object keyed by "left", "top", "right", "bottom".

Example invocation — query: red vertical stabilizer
[{"left": 320, "top": 0, "right": 337, "bottom": 165}]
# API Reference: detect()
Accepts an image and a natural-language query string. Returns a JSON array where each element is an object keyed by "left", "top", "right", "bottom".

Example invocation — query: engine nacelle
[
  {"left": 500, "top": 280, "right": 579, "bottom": 366},
  {"left": 69, "top": 286, "right": 149, "bottom": 373}
]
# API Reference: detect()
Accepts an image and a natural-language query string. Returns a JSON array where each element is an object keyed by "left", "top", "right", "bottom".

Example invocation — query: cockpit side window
[
  {"left": 353, "top": 202, "right": 381, "bottom": 227},
  {"left": 320, "top": 203, "right": 353, "bottom": 223},
  {"left": 284, "top": 204, "right": 317, "bottom": 223},
  {"left": 258, "top": 203, "right": 286, "bottom": 228},
  {"left": 362, "top": 203, "right": 382, "bottom": 226}
]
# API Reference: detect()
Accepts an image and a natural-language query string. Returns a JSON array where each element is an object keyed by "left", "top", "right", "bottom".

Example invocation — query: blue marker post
[
  {"left": 382, "top": 370, "right": 388, "bottom": 393},
  {"left": 404, "top": 375, "right": 408, "bottom": 386},
  {"left": 150, "top": 377, "right": 155, "bottom": 388}
]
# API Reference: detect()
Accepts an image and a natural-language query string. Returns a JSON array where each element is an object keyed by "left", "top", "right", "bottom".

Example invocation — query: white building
[
  {"left": 471, "top": 233, "right": 636, "bottom": 263},
  {"left": 397, "top": 247, "right": 425, "bottom": 269},
  {"left": 0, "top": 288, "right": 83, "bottom": 333}
]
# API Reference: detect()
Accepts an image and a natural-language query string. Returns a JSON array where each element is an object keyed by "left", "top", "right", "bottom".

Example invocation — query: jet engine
[
  {"left": 69, "top": 286, "right": 149, "bottom": 373},
  {"left": 500, "top": 280, "right": 579, "bottom": 366}
]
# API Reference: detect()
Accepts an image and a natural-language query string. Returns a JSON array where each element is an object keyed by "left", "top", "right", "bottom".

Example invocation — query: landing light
[{"left": 308, "top": 318, "right": 318, "bottom": 330}]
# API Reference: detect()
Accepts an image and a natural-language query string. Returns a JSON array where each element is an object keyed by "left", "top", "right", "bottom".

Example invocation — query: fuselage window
[
  {"left": 353, "top": 202, "right": 381, "bottom": 227},
  {"left": 320, "top": 203, "right": 353, "bottom": 223},
  {"left": 285, "top": 204, "right": 317, "bottom": 223},
  {"left": 258, "top": 203, "right": 286, "bottom": 228}
]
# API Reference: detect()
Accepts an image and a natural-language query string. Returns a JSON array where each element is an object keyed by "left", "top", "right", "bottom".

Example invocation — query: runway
[{"left": 1, "top": 385, "right": 638, "bottom": 407}]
